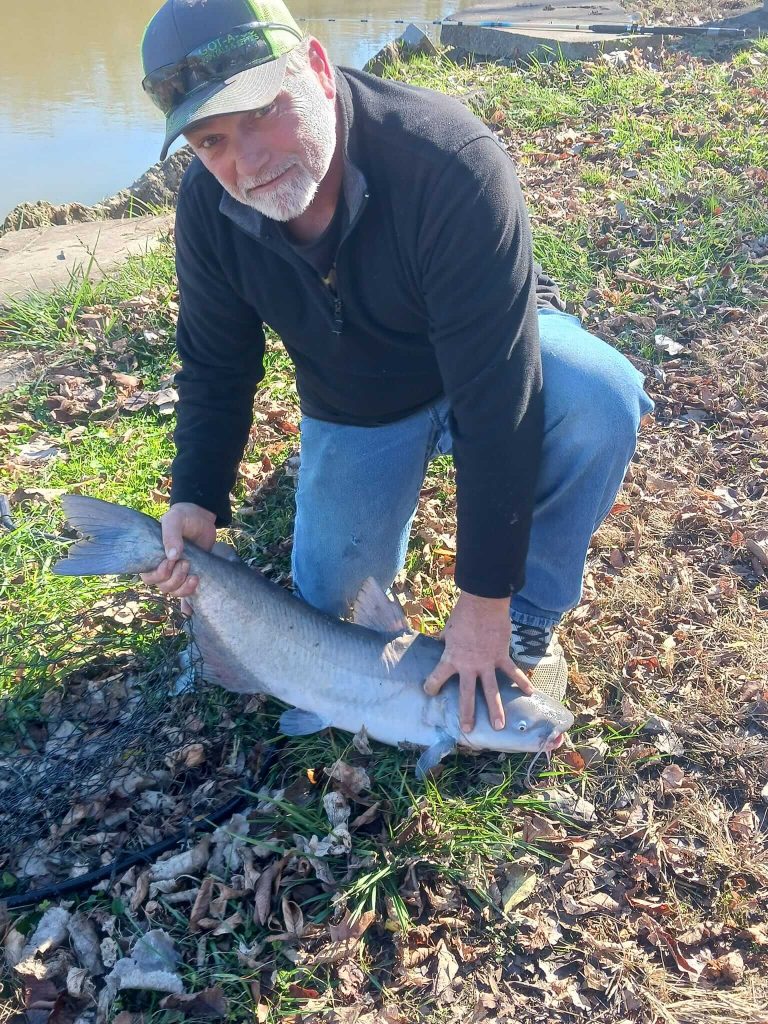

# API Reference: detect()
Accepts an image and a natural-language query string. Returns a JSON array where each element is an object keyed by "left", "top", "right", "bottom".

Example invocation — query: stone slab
[
  {"left": 441, "top": 0, "right": 766, "bottom": 60},
  {"left": 442, "top": 0, "right": 654, "bottom": 59},
  {"left": 0, "top": 214, "right": 174, "bottom": 305},
  {"left": 440, "top": 22, "right": 657, "bottom": 61},
  {"left": 444, "top": 0, "right": 634, "bottom": 30}
]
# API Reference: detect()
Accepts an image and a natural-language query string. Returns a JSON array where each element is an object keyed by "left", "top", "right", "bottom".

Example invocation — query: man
[{"left": 139, "top": 0, "right": 653, "bottom": 734}]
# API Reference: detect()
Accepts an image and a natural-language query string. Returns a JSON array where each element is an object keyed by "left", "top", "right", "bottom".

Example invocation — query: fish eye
[{"left": 517, "top": 721, "right": 528, "bottom": 732}]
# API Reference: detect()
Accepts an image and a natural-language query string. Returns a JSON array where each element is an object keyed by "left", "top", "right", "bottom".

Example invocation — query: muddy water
[{"left": 1, "top": 0, "right": 455, "bottom": 220}]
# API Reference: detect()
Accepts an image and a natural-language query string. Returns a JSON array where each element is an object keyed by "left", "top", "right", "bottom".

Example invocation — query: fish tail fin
[{"left": 52, "top": 495, "right": 166, "bottom": 577}]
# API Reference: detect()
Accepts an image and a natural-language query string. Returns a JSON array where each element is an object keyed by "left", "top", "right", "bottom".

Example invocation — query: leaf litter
[{"left": 2, "top": 32, "right": 768, "bottom": 1024}]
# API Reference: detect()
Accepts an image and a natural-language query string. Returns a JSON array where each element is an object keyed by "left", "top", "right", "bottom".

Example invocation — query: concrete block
[
  {"left": 440, "top": 22, "right": 657, "bottom": 62},
  {"left": 0, "top": 214, "right": 174, "bottom": 304}
]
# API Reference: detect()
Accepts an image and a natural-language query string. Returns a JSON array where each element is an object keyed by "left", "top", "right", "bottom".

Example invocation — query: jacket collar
[{"left": 218, "top": 68, "right": 368, "bottom": 244}]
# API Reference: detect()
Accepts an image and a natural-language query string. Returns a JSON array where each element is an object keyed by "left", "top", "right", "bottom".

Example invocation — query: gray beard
[{"left": 229, "top": 161, "right": 320, "bottom": 222}]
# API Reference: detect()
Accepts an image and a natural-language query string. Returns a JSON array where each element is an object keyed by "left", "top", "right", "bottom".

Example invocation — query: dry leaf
[
  {"left": 323, "top": 790, "right": 351, "bottom": 828},
  {"left": 19, "top": 907, "right": 71, "bottom": 962},
  {"left": 190, "top": 876, "right": 215, "bottom": 932},
  {"left": 352, "top": 725, "right": 373, "bottom": 755},
  {"left": 327, "top": 760, "right": 371, "bottom": 795},
  {"left": 67, "top": 912, "right": 103, "bottom": 975},
  {"left": 253, "top": 859, "right": 282, "bottom": 926},
  {"left": 149, "top": 836, "right": 210, "bottom": 882},
  {"left": 701, "top": 951, "right": 744, "bottom": 985},
  {"left": 280, "top": 901, "right": 303, "bottom": 937},
  {"left": 129, "top": 870, "right": 151, "bottom": 914},
  {"left": 329, "top": 910, "right": 376, "bottom": 944},
  {"left": 500, "top": 865, "right": 538, "bottom": 912},
  {"left": 639, "top": 916, "right": 704, "bottom": 978},
  {"left": 432, "top": 940, "right": 460, "bottom": 1004},
  {"left": 655, "top": 335, "right": 686, "bottom": 356},
  {"left": 160, "top": 986, "right": 229, "bottom": 1018}
]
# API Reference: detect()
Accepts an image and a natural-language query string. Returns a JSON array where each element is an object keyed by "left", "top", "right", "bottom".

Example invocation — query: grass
[{"left": 2, "top": 36, "right": 768, "bottom": 1024}]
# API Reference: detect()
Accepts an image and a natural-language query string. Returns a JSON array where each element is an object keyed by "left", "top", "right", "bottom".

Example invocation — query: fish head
[{"left": 454, "top": 686, "right": 575, "bottom": 754}]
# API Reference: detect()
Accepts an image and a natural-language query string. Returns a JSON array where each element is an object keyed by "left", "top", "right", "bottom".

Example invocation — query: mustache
[{"left": 238, "top": 160, "right": 298, "bottom": 193}]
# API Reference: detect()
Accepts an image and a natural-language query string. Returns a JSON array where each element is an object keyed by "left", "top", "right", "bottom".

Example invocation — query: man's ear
[{"left": 306, "top": 38, "right": 335, "bottom": 99}]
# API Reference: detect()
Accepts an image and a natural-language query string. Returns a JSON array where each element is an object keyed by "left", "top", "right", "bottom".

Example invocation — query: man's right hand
[{"left": 140, "top": 502, "right": 217, "bottom": 599}]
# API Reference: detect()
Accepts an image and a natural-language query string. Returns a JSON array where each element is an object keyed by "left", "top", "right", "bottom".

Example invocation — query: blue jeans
[{"left": 291, "top": 309, "right": 654, "bottom": 629}]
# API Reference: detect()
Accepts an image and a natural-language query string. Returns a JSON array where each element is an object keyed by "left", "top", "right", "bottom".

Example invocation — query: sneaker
[{"left": 511, "top": 619, "right": 568, "bottom": 702}]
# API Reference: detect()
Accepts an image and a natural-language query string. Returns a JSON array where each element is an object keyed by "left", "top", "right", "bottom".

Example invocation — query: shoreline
[
  {"left": 4, "top": 0, "right": 763, "bottom": 238},
  {"left": 1, "top": 147, "right": 194, "bottom": 238}
]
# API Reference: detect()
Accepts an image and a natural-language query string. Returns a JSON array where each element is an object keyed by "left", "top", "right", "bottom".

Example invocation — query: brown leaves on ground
[{"left": 3, "top": 36, "right": 768, "bottom": 1024}]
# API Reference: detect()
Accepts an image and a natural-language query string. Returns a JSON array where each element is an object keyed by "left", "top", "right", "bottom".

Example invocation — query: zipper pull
[{"left": 332, "top": 297, "right": 344, "bottom": 335}]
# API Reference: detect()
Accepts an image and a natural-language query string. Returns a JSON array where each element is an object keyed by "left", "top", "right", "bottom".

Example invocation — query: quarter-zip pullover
[{"left": 171, "top": 67, "right": 555, "bottom": 598}]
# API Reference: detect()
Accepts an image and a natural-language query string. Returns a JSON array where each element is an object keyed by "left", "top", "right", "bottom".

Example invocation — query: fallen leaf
[
  {"left": 17, "top": 438, "right": 64, "bottom": 463},
  {"left": 500, "top": 864, "right": 538, "bottom": 912},
  {"left": 112, "top": 372, "right": 140, "bottom": 389},
  {"left": 432, "top": 940, "right": 459, "bottom": 1004},
  {"left": 160, "top": 986, "right": 229, "bottom": 1018},
  {"left": 728, "top": 805, "right": 757, "bottom": 839},
  {"left": 67, "top": 912, "right": 103, "bottom": 975},
  {"left": 279, "top": 898, "right": 305, "bottom": 940},
  {"left": 352, "top": 725, "right": 373, "bottom": 755},
  {"left": 660, "top": 764, "right": 689, "bottom": 793},
  {"left": 329, "top": 910, "right": 376, "bottom": 943},
  {"left": 131, "top": 929, "right": 180, "bottom": 974},
  {"left": 19, "top": 907, "right": 71, "bottom": 962},
  {"left": 655, "top": 334, "right": 687, "bottom": 356},
  {"left": 326, "top": 760, "right": 371, "bottom": 795},
  {"left": 190, "top": 876, "right": 215, "bottom": 932},
  {"left": 557, "top": 749, "right": 586, "bottom": 773},
  {"left": 349, "top": 802, "right": 381, "bottom": 830},
  {"left": 701, "top": 950, "right": 744, "bottom": 985},
  {"left": 149, "top": 836, "right": 210, "bottom": 882},
  {"left": 323, "top": 790, "right": 351, "bottom": 828},
  {"left": 638, "top": 915, "right": 704, "bottom": 978},
  {"left": 253, "top": 859, "right": 282, "bottom": 926}
]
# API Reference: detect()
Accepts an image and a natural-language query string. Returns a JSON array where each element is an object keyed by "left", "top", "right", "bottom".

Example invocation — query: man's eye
[
  {"left": 198, "top": 136, "right": 220, "bottom": 150},
  {"left": 253, "top": 99, "right": 278, "bottom": 119}
]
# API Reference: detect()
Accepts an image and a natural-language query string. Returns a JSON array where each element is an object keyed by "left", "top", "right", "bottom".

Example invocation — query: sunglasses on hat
[{"left": 142, "top": 21, "right": 303, "bottom": 116}]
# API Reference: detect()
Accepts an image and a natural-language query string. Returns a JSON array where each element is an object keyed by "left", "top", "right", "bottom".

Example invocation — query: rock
[
  {"left": 364, "top": 24, "right": 438, "bottom": 77},
  {"left": 2, "top": 200, "right": 93, "bottom": 232}
]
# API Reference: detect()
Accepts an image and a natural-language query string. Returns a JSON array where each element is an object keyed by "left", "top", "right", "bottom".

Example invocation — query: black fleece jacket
[{"left": 171, "top": 66, "right": 555, "bottom": 598}]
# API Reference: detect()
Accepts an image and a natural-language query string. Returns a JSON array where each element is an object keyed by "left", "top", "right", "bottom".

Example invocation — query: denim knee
[{"left": 551, "top": 342, "right": 651, "bottom": 455}]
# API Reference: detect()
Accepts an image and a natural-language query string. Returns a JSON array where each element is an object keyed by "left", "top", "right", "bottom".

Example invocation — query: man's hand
[
  {"left": 423, "top": 591, "right": 534, "bottom": 733},
  {"left": 140, "top": 502, "right": 217, "bottom": 601}
]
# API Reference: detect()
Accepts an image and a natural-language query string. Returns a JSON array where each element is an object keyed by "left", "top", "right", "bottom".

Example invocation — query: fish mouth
[{"left": 545, "top": 730, "right": 565, "bottom": 752}]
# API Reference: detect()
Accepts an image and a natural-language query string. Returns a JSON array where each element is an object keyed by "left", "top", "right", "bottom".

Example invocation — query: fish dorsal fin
[{"left": 351, "top": 577, "right": 410, "bottom": 635}]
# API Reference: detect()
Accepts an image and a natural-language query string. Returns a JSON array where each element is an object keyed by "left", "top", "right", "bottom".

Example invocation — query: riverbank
[
  {"left": 2, "top": 37, "right": 768, "bottom": 1024},
  {"left": 2, "top": 0, "right": 764, "bottom": 239}
]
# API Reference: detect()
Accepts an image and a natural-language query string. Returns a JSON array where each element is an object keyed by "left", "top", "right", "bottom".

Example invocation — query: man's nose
[{"left": 232, "top": 128, "right": 270, "bottom": 178}]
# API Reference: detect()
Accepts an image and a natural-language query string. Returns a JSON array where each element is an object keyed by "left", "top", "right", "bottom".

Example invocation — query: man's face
[{"left": 184, "top": 40, "right": 337, "bottom": 222}]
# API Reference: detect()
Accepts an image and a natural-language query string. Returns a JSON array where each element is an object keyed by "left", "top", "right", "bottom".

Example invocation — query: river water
[{"left": 0, "top": 0, "right": 456, "bottom": 221}]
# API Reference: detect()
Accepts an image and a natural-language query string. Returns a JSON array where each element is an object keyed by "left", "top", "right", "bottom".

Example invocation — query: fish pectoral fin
[
  {"left": 415, "top": 734, "right": 456, "bottom": 781},
  {"left": 279, "top": 707, "right": 331, "bottom": 736},
  {"left": 351, "top": 577, "right": 411, "bottom": 635}
]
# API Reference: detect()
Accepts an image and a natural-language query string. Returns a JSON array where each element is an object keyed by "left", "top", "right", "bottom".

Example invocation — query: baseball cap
[{"left": 141, "top": 0, "right": 304, "bottom": 160}]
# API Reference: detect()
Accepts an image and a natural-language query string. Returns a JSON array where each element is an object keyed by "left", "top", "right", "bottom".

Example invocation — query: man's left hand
[{"left": 423, "top": 591, "right": 534, "bottom": 733}]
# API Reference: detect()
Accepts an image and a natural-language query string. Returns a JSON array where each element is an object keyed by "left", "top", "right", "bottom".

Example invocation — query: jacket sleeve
[
  {"left": 170, "top": 184, "right": 266, "bottom": 525},
  {"left": 419, "top": 136, "right": 544, "bottom": 598}
]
